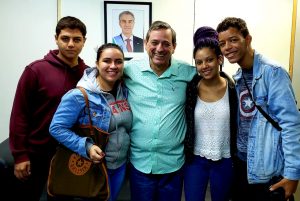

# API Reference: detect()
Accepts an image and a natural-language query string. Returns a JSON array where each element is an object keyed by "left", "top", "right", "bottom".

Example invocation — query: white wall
[
  {"left": 193, "top": 0, "right": 292, "bottom": 77},
  {"left": 0, "top": 0, "right": 57, "bottom": 142},
  {"left": 59, "top": 0, "right": 105, "bottom": 67},
  {"left": 58, "top": 0, "right": 293, "bottom": 74},
  {"left": 0, "top": 0, "right": 298, "bottom": 139}
]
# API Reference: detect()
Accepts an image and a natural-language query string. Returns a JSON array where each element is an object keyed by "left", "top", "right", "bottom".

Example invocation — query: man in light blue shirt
[{"left": 124, "top": 21, "right": 196, "bottom": 201}]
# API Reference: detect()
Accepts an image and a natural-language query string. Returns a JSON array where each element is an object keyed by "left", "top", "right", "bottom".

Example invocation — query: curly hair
[{"left": 216, "top": 17, "right": 249, "bottom": 38}]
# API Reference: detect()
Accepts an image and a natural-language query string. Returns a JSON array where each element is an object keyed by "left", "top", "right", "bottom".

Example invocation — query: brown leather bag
[{"left": 47, "top": 87, "right": 110, "bottom": 200}]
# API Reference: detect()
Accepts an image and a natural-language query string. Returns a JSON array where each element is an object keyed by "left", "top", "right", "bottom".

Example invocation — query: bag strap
[
  {"left": 241, "top": 73, "right": 282, "bottom": 131},
  {"left": 77, "top": 87, "right": 94, "bottom": 135}
]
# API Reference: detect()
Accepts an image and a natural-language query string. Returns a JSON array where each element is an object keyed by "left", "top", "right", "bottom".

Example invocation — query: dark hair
[
  {"left": 145, "top": 21, "right": 176, "bottom": 45},
  {"left": 119, "top": 11, "right": 135, "bottom": 20},
  {"left": 193, "top": 26, "right": 222, "bottom": 59},
  {"left": 56, "top": 16, "right": 87, "bottom": 37},
  {"left": 96, "top": 43, "right": 124, "bottom": 62},
  {"left": 216, "top": 17, "right": 249, "bottom": 38}
]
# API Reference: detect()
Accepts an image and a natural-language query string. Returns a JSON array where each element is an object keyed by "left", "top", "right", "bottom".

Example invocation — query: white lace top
[{"left": 193, "top": 86, "right": 231, "bottom": 161}]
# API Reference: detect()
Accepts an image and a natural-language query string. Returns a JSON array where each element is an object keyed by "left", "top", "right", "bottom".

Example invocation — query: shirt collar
[
  {"left": 121, "top": 34, "right": 133, "bottom": 41},
  {"left": 140, "top": 56, "right": 179, "bottom": 77}
]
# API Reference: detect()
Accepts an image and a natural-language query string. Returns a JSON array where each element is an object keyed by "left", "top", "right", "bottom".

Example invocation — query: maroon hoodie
[{"left": 9, "top": 50, "right": 88, "bottom": 163}]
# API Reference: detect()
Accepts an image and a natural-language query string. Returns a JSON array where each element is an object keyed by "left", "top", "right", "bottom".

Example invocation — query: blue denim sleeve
[
  {"left": 268, "top": 67, "right": 300, "bottom": 179},
  {"left": 85, "top": 137, "right": 94, "bottom": 159},
  {"left": 49, "top": 89, "right": 90, "bottom": 159}
]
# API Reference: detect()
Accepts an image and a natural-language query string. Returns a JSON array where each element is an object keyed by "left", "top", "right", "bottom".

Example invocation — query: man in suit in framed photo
[{"left": 113, "top": 10, "right": 144, "bottom": 53}]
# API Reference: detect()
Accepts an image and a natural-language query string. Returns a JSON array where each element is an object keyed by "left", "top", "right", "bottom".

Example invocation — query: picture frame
[{"left": 104, "top": 1, "right": 152, "bottom": 59}]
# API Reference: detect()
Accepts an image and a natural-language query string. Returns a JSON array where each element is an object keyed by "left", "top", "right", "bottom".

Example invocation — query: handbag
[{"left": 47, "top": 87, "right": 110, "bottom": 200}]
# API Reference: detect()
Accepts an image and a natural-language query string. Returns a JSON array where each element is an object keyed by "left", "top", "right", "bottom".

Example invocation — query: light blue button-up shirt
[{"left": 124, "top": 56, "right": 196, "bottom": 174}]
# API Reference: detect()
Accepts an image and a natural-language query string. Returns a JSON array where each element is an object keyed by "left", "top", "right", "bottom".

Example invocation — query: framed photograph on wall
[{"left": 104, "top": 1, "right": 152, "bottom": 59}]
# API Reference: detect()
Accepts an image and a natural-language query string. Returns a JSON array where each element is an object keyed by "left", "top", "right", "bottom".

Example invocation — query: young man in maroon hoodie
[{"left": 9, "top": 16, "right": 88, "bottom": 201}]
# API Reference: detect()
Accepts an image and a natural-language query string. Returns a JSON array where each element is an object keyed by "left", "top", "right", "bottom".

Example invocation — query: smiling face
[
  {"left": 218, "top": 27, "right": 250, "bottom": 65},
  {"left": 145, "top": 29, "right": 176, "bottom": 75},
  {"left": 96, "top": 47, "right": 124, "bottom": 91},
  {"left": 195, "top": 47, "right": 223, "bottom": 80},
  {"left": 55, "top": 28, "right": 86, "bottom": 67}
]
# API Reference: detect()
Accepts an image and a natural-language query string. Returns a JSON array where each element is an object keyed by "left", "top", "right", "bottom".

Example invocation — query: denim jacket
[
  {"left": 233, "top": 51, "right": 300, "bottom": 183},
  {"left": 49, "top": 68, "right": 132, "bottom": 169}
]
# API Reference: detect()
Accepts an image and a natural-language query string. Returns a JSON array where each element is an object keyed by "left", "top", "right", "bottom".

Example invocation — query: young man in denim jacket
[{"left": 217, "top": 17, "right": 300, "bottom": 201}]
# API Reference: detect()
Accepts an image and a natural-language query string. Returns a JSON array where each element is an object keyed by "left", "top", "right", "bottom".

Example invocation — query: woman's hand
[{"left": 88, "top": 145, "right": 105, "bottom": 163}]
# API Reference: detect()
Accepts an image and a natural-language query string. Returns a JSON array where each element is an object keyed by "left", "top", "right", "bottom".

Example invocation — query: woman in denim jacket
[
  {"left": 49, "top": 43, "right": 132, "bottom": 201},
  {"left": 217, "top": 17, "right": 300, "bottom": 201}
]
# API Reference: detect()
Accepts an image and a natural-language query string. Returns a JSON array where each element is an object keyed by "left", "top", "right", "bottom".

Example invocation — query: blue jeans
[
  {"left": 129, "top": 163, "right": 183, "bottom": 201},
  {"left": 107, "top": 163, "right": 127, "bottom": 201},
  {"left": 184, "top": 155, "right": 233, "bottom": 201}
]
